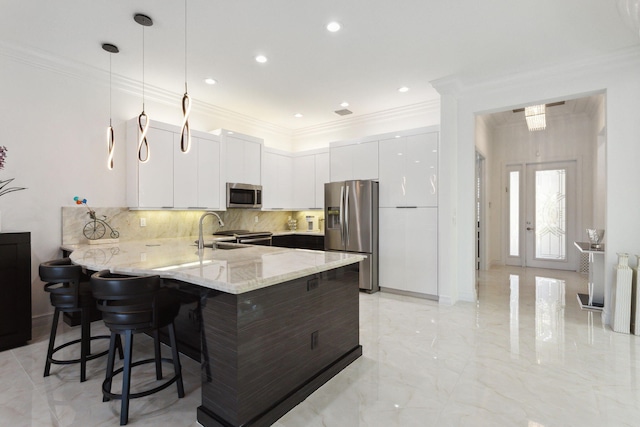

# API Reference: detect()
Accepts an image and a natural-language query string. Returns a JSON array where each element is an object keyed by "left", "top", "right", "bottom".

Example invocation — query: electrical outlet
[
  {"left": 254, "top": 215, "right": 259, "bottom": 223},
  {"left": 140, "top": 218, "right": 147, "bottom": 227}
]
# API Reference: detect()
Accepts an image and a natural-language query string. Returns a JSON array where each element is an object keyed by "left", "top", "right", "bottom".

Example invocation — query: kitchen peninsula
[{"left": 68, "top": 237, "right": 363, "bottom": 427}]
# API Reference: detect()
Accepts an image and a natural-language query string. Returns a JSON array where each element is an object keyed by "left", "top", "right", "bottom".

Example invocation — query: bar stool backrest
[
  {"left": 39, "top": 258, "right": 83, "bottom": 309},
  {"left": 90, "top": 271, "right": 164, "bottom": 333}
]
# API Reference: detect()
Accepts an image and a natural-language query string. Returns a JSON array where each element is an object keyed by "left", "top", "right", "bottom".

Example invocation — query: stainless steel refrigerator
[{"left": 324, "top": 180, "right": 379, "bottom": 293}]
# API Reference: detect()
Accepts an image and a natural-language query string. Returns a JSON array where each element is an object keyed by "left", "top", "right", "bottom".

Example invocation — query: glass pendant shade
[{"left": 525, "top": 104, "right": 546, "bottom": 131}]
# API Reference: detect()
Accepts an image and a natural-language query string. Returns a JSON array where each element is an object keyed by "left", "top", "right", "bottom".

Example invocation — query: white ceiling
[{"left": 1, "top": 1, "right": 638, "bottom": 131}]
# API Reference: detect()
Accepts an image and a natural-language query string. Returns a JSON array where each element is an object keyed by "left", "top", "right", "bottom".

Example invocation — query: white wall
[
  {"left": 474, "top": 116, "right": 494, "bottom": 269},
  {"left": 433, "top": 48, "right": 640, "bottom": 326}
]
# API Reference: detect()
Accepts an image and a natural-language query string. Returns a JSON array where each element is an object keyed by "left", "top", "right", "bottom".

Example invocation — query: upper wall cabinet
[
  {"left": 126, "top": 119, "right": 223, "bottom": 209},
  {"left": 215, "top": 130, "right": 263, "bottom": 185},
  {"left": 173, "top": 134, "right": 223, "bottom": 210},
  {"left": 127, "top": 120, "right": 175, "bottom": 208},
  {"left": 262, "top": 148, "right": 293, "bottom": 209},
  {"left": 292, "top": 150, "right": 329, "bottom": 210},
  {"left": 329, "top": 140, "right": 378, "bottom": 182},
  {"left": 379, "top": 131, "right": 438, "bottom": 207}
]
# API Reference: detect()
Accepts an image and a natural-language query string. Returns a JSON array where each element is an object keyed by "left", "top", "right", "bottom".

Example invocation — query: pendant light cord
[
  {"left": 109, "top": 54, "right": 112, "bottom": 127},
  {"left": 180, "top": 0, "right": 192, "bottom": 153},
  {"left": 142, "top": 25, "right": 146, "bottom": 111}
]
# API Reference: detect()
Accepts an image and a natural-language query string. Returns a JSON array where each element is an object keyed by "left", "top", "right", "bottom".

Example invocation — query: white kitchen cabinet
[
  {"left": 262, "top": 149, "right": 293, "bottom": 209},
  {"left": 379, "top": 207, "right": 437, "bottom": 297},
  {"left": 196, "top": 135, "right": 223, "bottom": 209},
  {"left": 292, "top": 154, "right": 315, "bottom": 209},
  {"left": 314, "top": 152, "right": 329, "bottom": 208},
  {"left": 330, "top": 141, "right": 378, "bottom": 181},
  {"left": 291, "top": 150, "right": 329, "bottom": 210},
  {"left": 127, "top": 120, "right": 174, "bottom": 208},
  {"left": 379, "top": 132, "right": 438, "bottom": 208},
  {"left": 220, "top": 131, "right": 263, "bottom": 185},
  {"left": 127, "top": 119, "right": 223, "bottom": 209},
  {"left": 173, "top": 134, "right": 198, "bottom": 209}
]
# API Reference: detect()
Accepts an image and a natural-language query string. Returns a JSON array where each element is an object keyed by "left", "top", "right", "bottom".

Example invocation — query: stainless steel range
[{"left": 214, "top": 230, "right": 273, "bottom": 245}]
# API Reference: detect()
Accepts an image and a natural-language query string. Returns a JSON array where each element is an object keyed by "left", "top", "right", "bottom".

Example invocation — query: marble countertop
[{"left": 68, "top": 237, "right": 362, "bottom": 294}]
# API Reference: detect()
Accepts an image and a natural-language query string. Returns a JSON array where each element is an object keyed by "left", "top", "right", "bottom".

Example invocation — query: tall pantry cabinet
[{"left": 378, "top": 129, "right": 438, "bottom": 298}]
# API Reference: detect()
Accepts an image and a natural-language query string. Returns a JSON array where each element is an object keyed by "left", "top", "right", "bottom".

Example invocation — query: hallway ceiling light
[
  {"left": 326, "top": 21, "right": 341, "bottom": 32},
  {"left": 255, "top": 55, "right": 268, "bottom": 63},
  {"left": 525, "top": 104, "right": 546, "bottom": 131}
]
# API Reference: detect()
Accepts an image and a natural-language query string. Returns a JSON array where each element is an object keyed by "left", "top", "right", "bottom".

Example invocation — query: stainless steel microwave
[{"left": 226, "top": 183, "right": 262, "bottom": 209}]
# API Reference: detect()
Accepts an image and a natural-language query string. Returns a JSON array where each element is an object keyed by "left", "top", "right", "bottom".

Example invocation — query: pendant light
[
  {"left": 134, "top": 13, "right": 153, "bottom": 163},
  {"left": 102, "top": 43, "right": 119, "bottom": 170},
  {"left": 180, "top": 0, "right": 192, "bottom": 153}
]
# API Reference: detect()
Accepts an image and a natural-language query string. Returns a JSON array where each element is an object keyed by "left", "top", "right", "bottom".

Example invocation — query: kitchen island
[{"left": 68, "top": 237, "right": 364, "bottom": 427}]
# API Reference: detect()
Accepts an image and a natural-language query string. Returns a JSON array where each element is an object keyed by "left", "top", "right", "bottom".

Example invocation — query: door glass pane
[
  {"left": 535, "top": 169, "right": 566, "bottom": 260},
  {"left": 509, "top": 171, "right": 519, "bottom": 256}
]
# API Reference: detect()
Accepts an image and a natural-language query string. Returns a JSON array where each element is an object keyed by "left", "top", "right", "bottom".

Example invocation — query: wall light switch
[{"left": 140, "top": 218, "right": 147, "bottom": 227}]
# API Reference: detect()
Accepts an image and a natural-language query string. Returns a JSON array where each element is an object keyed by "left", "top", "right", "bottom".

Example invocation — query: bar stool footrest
[
  {"left": 47, "top": 335, "right": 112, "bottom": 366},
  {"left": 102, "top": 357, "right": 183, "bottom": 401}
]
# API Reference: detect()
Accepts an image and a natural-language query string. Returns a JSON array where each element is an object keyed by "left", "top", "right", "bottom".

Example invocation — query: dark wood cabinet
[
  {"left": 0, "top": 231, "right": 31, "bottom": 351},
  {"left": 272, "top": 233, "right": 324, "bottom": 250}
]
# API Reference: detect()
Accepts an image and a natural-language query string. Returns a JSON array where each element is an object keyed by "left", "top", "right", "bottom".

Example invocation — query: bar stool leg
[
  {"left": 168, "top": 322, "right": 185, "bottom": 398},
  {"left": 44, "top": 309, "right": 61, "bottom": 377},
  {"left": 103, "top": 332, "right": 118, "bottom": 402},
  {"left": 80, "top": 308, "right": 88, "bottom": 382},
  {"left": 153, "top": 329, "right": 162, "bottom": 380},
  {"left": 120, "top": 330, "right": 134, "bottom": 426}
]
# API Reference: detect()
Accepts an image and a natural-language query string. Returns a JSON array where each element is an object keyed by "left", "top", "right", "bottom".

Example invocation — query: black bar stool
[
  {"left": 90, "top": 270, "right": 185, "bottom": 426},
  {"left": 40, "top": 258, "right": 112, "bottom": 382}
]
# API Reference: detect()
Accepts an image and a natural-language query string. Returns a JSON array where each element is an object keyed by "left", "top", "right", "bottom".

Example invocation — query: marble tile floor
[{"left": 3, "top": 266, "right": 640, "bottom": 426}]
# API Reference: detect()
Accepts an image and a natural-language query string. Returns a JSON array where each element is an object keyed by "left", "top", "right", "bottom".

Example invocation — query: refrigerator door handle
[
  {"left": 340, "top": 185, "right": 345, "bottom": 247},
  {"left": 345, "top": 185, "right": 350, "bottom": 247}
]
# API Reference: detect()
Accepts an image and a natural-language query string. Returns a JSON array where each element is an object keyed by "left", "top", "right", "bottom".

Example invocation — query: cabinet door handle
[{"left": 396, "top": 206, "right": 417, "bottom": 209}]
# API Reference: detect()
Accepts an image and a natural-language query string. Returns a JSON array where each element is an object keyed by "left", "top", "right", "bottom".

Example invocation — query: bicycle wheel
[{"left": 84, "top": 221, "right": 106, "bottom": 240}]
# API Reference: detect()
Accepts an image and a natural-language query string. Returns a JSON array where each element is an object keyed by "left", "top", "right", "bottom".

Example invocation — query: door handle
[{"left": 526, "top": 227, "right": 534, "bottom": 231}]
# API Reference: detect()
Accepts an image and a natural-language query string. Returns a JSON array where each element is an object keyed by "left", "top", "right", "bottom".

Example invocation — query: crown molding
[
  {"left": 0, "top": 41, "right": 293, "bottom": 139},
  {"left": 291, "top": 99, "right": 440, "bottom": 139},
  {"left": 433, "top": 46, "right": 640, "bottom": 98}
]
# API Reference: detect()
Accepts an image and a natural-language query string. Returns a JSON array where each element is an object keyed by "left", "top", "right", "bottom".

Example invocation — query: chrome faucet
[{"left": 198, "top": 212, "right": 225, "bottom": 250}]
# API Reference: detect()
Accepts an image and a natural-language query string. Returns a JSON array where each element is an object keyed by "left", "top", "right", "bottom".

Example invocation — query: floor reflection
[{"left": 534, "top": 275, "right": 565, "bottom": 364}]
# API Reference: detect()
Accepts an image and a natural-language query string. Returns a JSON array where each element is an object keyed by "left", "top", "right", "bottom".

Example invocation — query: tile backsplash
[{"left": 62, "top": 207, "right": 324, "bottom": 245}]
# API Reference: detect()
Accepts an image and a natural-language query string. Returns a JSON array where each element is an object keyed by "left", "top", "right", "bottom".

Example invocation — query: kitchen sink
[{"left": 193, "top": 241, "right": 250, "bottom": 250}]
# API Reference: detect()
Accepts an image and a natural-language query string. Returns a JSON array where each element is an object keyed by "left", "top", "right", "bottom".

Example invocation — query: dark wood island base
[{"left": 196, "top": 265, "right": 361, "bottom": 427}]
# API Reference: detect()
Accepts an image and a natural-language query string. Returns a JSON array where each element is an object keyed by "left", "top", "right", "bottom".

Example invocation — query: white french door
[{"left": 506, "top": 161, "right": 577, "bottom": 270}]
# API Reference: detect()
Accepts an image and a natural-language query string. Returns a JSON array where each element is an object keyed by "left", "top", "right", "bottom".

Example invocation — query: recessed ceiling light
[
  {"left": 204, "top": 78, "right": 217, "bottom": 85},
  {"left": 255, "top": 55, "right": 268, "bottom": 63},
  {"left": 326, "top": 21, "right": 341, "bottom": 32},
  {"left": 398, "top": 86, "right": 409, "bottom": 93},
  {"left": 340, "top": 101, "right": 349, "bottom": 107},
  {"left": 294, "top": 113, "right": 303, "bottom": 118}
]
